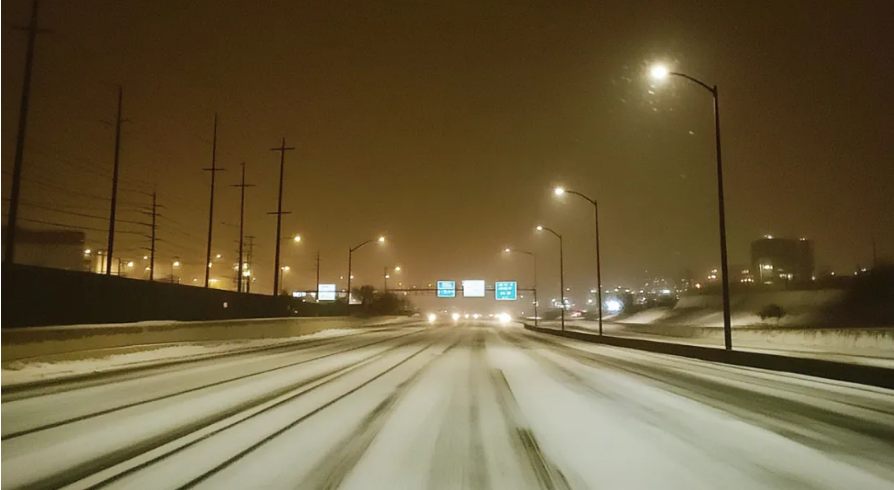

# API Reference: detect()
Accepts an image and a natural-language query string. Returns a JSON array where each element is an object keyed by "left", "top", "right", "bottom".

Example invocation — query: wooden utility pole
[
  {"left": 203, "top": 113, "right": 224, "bottom": 287},
  {"left": 149, "top": 191, "right": 158, "bottom": 281},
  {"left": 245, "top": 235, "right": 256, "bottom": 293},
  {"left": 268, "top": 138, "right": 294, "bottom": 296},
  {"left": 5, "top": 0, "right": 42, "bottom": 264},
  {"left": 106, "top": 86, "right": 124, "bottom": 276},
  {"left": 231, "top": 162, "right": 254, "bottom": 293},
  {"left": 315, "top": 251, "right": 321, "bottom": 300}
]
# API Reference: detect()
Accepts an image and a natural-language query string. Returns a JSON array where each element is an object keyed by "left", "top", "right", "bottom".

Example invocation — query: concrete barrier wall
[
  {"left": 2, "top": 316, "right": 417, "bottom": 361},
  {"left": 2, "top": 264, "right": 346, "bottom": 328}
]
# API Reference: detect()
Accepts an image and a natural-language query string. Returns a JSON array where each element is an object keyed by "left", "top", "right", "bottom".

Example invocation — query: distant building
[
  {"left": 11, "top": 228, "right": 88, "bottom": 271},
  {"left": 750, "top": 236, "right": 814, "bottom": 284}
]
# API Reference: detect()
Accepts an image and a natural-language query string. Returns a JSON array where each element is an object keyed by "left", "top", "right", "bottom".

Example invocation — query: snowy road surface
[{"left": 3, "top": 322, "right": 893, "bottom": 489}]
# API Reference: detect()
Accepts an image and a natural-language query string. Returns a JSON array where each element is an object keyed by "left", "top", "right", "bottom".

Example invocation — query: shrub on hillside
[{"left": 758, "top": 304, "right": 785, "bottom": 321}]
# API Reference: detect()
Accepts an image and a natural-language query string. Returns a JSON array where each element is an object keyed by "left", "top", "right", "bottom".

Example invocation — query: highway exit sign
[{"left": 495, "top": 281, "right": 517, "bottom": 301}]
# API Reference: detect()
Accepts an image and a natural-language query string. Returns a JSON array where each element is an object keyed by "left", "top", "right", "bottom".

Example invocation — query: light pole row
[{"left": 528, "top": 64, "right": 732, "bottom": 350}]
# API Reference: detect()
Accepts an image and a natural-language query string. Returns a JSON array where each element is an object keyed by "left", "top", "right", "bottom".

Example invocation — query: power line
[{"left": 15, "top": 200, "right": 148, "bottom": 226}]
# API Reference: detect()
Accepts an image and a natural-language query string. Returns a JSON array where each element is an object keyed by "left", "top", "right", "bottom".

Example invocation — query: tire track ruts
[
  {"left": 515, "top": 329, "right": 894, "bottom": 455},
  {"left": 177, "top": 329, "right": 456, "bottom": 489},
  {"left": 4, "top": 329, "right": 425, "bottom": 440},
  {"left": 489, "top": 366, "right": 570, "bottom": 490},
  {"left": 15, "top": 330, "right": 430, "bottom": 490}
]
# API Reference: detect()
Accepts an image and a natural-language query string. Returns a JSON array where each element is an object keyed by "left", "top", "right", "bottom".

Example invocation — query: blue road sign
[
  {"left": 437, "top": 280, "right": 456, "bottom": 298},
  {"left": 495, "top": 281, "right": 517, "bottom": 301}
]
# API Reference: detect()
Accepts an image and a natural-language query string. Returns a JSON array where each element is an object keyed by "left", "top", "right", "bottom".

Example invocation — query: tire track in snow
[
  {"left": 72, "top": 332, "right": 436, "bottom": 489},
  {"left": 498, "top": 328, "right": 821, "bottom": 488},
  {"left": 298, "top": 330, "right": 463, "bottom": 490},
  {"left": 511, "top": 329, "right": 894, "bottom": 481},
  {"left": 489, "top": 365, "right": 570, "bottom": 490},
  {"left": 3, "top": 329, "right": 425, "bottom": 440},
  {"left": 4, "top": 330, "right": 429, "bottom": 490},
  {"left": 177, "top": 329, "right": 457, "bottom": 489},
  {"left": 425, "top": 327, "right": 489, "bottom": 490}
]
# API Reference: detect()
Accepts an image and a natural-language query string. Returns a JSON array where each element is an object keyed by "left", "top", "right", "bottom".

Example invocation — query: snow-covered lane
[{"left": 2, "top": 322, "right": 892, "bottom": 489}]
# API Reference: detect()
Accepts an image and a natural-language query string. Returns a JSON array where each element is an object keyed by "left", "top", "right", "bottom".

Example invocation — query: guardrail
[{"left": 523, "top": 323, "right": 894, "bottom": 389}]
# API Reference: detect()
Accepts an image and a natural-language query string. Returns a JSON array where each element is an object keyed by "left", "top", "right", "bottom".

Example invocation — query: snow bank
[
  {"left": 1, "top": 316, "right": 416, "bottom": 362},
  {"left": 2, "top": 328, "right": 365, "bottom": 386}
]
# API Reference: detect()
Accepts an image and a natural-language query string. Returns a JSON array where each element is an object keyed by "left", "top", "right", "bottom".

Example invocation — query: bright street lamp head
[
  {"left": 377, "top": 236, "right": 386, "bottom": 243},
  {"left": 553, "top": 186, "right": 566, "bottom": 196},
  {"left": 650, "top": 64, "right": 669, "bottom": 80},
  {"left": 504, "top": 248, "right": 511, "bottom": 253},
  {"left": 536, "top": 225, "right": 544, "bottom": 231},
  {"left": 292, "top": 234, "right": 301, "bottom": 242},
  {"left": 394, "top": 266, "right": 401, "bottom": 272}
]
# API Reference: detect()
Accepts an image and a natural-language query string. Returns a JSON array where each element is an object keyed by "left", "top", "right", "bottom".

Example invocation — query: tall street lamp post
[
  {"left": 384, "top": 265, "right": 400, "bottom": 292},
  {"left": 554, "top": 186, "right": 604, "bottom": 335},
  {"left": 536, "top": 225, "right": 564, "bottom": 332},
  {"left": 650, "top": 64, "right": 732, "bottom": 350},
  {"left": 347, "top": 236, "right": 385, "bottom": 306},
  {"left": 504, "top": 248, "right": 538, "bottom": 327}
]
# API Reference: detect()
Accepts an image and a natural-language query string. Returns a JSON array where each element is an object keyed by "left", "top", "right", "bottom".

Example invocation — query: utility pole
[
  {"left": 315, "top": 251, "right": 321, "bottom": 300},
  {"left": 231, "top": 162, "right": 254, "bottom": 293},
  {"left": 106, "top": 86, "right": 124, "bottom": 276},
  {"left": 268, "top": 138, "right": 294, "bottom": 296},
  {"left": 148, "top": 191, "right": 158, "bottom": 281},
  {"left": 203, "top": 113, "right": 224, "bottom": 288},
  {"left": 5, "top": 0, "right": 42, "bottom": 264},
  {"left": 245, "top": 235, "right": 256, "bottom": 293}
]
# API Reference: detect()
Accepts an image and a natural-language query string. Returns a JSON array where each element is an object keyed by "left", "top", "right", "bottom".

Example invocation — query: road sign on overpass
[
  {"left": 495, "top": 281, "right": 517, "bottom": 301},
  {"left": 436, "top": 280, "right": 456, "bottom": 298}
]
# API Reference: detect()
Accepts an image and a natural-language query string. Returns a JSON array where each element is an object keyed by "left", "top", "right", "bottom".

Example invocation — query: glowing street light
[
  {"left": 348, "top": 235, "right": 387, "bottom": 305},
  {"left": 648, "top": 62, "right": 733, "bottom": 350},
  {"left": 649, "top": 64, "right": 669, "bottom": 80},
  {"left": 552, "top": 185, "right": 605, "bottom": 335},
  {"left": 293, "top": 234, "right": 302, "bottom": 243},
  {"left": 536, "top": 224, "right": 565, "bottom": 332},
  {"left": 170, "top": 258, "right": 181, "bottom": 284},
  {"left": 384, "top": 264, "right": 401, "bottom": 291}
]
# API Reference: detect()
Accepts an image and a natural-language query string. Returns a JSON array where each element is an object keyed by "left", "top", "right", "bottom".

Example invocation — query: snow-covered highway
[{"left": 3, "top": 321, "right": 893, "bottom": 489}]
